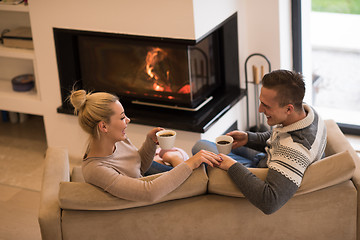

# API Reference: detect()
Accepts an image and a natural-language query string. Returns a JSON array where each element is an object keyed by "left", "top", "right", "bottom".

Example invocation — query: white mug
[
  {"left": 156, "top": 130, "right": 176, "bottom": 150},
  {"left": 215, "top": 135, "right": 233, "bottom": 154}
]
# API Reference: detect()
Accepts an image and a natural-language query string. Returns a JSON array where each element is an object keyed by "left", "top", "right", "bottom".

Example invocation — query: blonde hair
[{"left": 69, "top": 89, "right": 119, "bottom": 139}]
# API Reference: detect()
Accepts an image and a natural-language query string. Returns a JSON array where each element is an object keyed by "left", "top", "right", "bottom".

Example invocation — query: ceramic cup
[
  {"left": 215, "top": 135, "right": 234, "bottom": 154},
  {"left": 156, "top": 130, "right": 176, "bottom": 150}
]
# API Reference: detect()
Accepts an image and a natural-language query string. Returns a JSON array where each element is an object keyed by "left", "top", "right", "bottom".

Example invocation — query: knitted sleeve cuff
[
  {"left": 246, "top": 131, "right": 258, "bottom": 143},
  {"left": 227, "top": 162, "right": 248, "bottom": 182}
]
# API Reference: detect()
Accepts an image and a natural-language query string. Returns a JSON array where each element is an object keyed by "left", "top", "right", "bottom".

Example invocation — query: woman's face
[{"left": 106, "top": 100, "right": 130, "bottom": 142}]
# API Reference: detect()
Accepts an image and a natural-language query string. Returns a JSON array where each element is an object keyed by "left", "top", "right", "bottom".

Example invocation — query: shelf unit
[
  {"left": 0, "top": 2, "right": 29, "bottom": 12},
  {"left": 0, "top": 3, "right": 43, "bottom": 115}
]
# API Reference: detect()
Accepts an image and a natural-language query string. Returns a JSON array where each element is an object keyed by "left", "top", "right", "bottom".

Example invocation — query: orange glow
[
  {"left": 178, "top": 84, "right": 191, "bottom": 94},
  {"left": 146, "top": 47, "right": 167, "bottom": 90},
  {"left": 144, "top": 47, "right": 189, "bottom": 96},
  {"left": 153, "top": 82, "right": 164, "bottom": 92}
]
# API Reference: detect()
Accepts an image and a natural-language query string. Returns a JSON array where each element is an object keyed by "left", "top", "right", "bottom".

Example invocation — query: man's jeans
[{"left": 192, "top": 139, "right": 265, "bottom": 168}]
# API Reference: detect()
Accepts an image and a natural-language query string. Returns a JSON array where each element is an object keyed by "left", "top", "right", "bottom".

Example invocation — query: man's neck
[{"left": 283, "top": 108, "right": 307, "bottom": 127}]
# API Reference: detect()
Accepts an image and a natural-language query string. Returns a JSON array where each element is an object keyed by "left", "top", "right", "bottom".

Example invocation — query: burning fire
[
  {"left": 144, "top": 47, "right": 190, "bottom": 95},
  {"left": 153, "top": 82, "right": 164, "bottom": 91},
  {"left": 145, "top": 47, "right": 168, "bottom": 91}
]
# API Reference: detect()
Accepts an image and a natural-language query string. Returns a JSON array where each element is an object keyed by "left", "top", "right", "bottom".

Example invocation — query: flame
[
  {"left": 144, "top": 47, "right": 189, "bottom": 97},
  {"left": 178, "top": 84, "right": 191, "bottom": 94},
  {"left": 153, "top": 82, "right": 164, "bottom": 92},
  {"left": 145, "top": 47, "right": 166, "bottom": 87}
]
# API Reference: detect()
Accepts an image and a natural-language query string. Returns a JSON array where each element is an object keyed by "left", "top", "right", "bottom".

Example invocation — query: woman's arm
[
  {"left": 85, "top": 150, "right": 221, "bottom": 202},
  {"left": 138, "top": 135, "right": 158, "bottom": 174},
  {"left": 138, "top": 127, "right": 168, "bottom": 174},
  {"left": 86, "top": 162, "right": 192, "bottom": 202}
]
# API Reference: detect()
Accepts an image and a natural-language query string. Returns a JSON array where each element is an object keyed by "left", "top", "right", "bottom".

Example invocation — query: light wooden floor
[
  {"left": 0, "top": 114, "right": 45, "bottom": 240},
  {"left": 0, "top": 184, "right": 41, "bottom": 240}
]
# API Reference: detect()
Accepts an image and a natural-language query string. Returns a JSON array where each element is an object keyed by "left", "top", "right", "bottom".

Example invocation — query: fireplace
[{"left": 55, "top": 13, "right": 245, "bottom": 132}]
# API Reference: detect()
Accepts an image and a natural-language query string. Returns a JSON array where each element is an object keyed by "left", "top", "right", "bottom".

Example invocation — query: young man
[{"left": 192, "top": 69, "right": 327, "bottom": 214}]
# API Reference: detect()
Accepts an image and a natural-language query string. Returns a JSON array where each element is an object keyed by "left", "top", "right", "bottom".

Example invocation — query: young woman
[{"left": 69, "top": 89, "right": 221, "bottom": 202}]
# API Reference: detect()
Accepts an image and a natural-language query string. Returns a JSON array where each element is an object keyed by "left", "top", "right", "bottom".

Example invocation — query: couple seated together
[{"left": 70, "top": 69, "right": 327, "bottom": 214}]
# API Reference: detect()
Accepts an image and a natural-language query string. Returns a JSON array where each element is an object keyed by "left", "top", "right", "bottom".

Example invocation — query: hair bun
[{"left": 70, "top": 89, "right": 88, "bottom": 112}]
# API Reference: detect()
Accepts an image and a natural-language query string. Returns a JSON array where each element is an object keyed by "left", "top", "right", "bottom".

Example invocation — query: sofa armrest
[
  {"left": 38, "top": 147, "right": 70, "bottom": 240},
  {"left": 324, "top": 119, "right": 360, "bottom": 186},
  {"left": 324, "top": 120, "right": 360, "bottom": 240}
]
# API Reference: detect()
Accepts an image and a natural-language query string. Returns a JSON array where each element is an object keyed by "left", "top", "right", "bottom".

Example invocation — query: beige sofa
[{"left": 38, "top": 120, "right": 360, "bottom": 240}]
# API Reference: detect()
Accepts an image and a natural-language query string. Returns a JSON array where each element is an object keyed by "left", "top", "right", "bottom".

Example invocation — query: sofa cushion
[
  {"left": 70, "top": 166, "right": 85, "bottom": 182},
  {"left": 324, "top": 119, "right": 360, "bottom": 185},
  {"left": 59, "top": 164, "right": 208, "bottom": 210},
  {"left": 208, "top": 150, "right": 355, "bottom": 197}
]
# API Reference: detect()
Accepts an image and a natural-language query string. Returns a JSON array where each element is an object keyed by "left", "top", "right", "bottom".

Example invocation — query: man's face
[{"left": 258, "top": 87, "right": 289, "bottom": 126}]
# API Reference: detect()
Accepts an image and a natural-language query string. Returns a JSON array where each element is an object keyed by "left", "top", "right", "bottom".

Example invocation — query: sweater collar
[{"left": 275, "top": 103, "right": 314, "bottom": 132}]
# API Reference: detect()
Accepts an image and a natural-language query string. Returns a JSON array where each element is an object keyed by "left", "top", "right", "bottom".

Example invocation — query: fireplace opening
[
  {"left": 75, "top": 29, "right": 219, "bottom": 110},
  {"left": 55, "top": 13, "right": 241, "bottom": 113},
  {"left": 55, "top": 13, "right": 245, "bottom": 132}
]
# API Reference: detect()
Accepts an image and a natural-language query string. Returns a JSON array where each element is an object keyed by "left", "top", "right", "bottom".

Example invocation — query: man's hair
[{"left": 261, "top": 69, "right": 305, "bottom": 111}]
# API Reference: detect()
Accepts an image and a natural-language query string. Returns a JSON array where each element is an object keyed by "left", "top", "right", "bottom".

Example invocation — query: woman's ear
[{"left": 98, "top": 121, "right": 108, "bottom": 133}]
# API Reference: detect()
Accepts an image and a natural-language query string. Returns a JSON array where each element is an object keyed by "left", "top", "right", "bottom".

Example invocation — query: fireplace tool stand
[{"left": 245, "top": 53, "right": 271, "bottom": 132}]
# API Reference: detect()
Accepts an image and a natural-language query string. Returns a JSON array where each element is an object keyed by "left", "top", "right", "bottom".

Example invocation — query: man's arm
[
  {"left": 227, "top": 162, "right": 298, "bottom": 214},
  {"left": 244, "top": 130, "right": 272, "bottom": 153}
]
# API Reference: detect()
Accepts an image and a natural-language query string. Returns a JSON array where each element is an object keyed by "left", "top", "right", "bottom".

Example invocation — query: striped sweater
[
  {"left": 227, "top": 104, "right": 327, "bottom": 214},
  {"left": 265, "top": 104, "right": 327, "bottom": 186}
]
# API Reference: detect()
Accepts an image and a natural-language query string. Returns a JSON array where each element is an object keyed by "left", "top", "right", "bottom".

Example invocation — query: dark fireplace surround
[{"left": 55, "top": 13, "right": 245, "bottom": 133}]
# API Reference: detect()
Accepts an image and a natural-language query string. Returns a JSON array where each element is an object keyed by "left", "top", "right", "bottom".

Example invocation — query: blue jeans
[
  {"left": 192, "top": 140, "right": 265, "bottom": 168},
  {"left": 144, "top": 161, "right": 173, "bottom": 176}
]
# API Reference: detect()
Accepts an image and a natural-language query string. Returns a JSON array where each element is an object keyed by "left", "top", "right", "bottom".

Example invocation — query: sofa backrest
[
  {"left": 324, "top": 120, "right": 360, "bottom": 185},
  {"left": 208, "top": 119, "right": 357, "bottom": 198},
  {"left": 207, "top": 150, "right": 355, "bottom": 197},
  {"left": 62, "top": 119, "right": 358, "bottom": 210},
  {"left": 59, "top": 164, "right": 208, "bottom": 211}
]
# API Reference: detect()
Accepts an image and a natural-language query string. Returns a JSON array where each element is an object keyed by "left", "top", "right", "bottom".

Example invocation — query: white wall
[
  {"left": 237, "top": 0, "right": 292, "bottom": 129},
  {"left": 193, "top": 0, "right": 238, "bottom": 39},
  {"left": 28, "top": 0, "right": 292, "bottom": 159}
]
